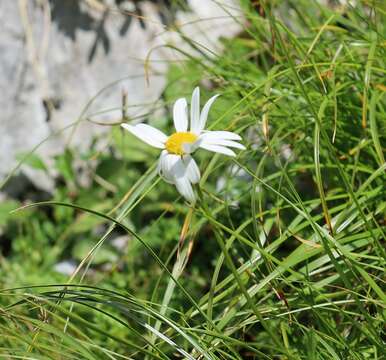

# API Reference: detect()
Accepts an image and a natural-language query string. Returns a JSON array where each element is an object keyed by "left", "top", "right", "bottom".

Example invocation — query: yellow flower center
[{"left": 165, "top": 132, "right": 198, "bottom": 155}]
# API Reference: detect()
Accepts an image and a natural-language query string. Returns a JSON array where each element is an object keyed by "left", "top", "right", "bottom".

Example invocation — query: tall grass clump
[{"left": 0, "top": 1, "right": 385, "bottom": 359}]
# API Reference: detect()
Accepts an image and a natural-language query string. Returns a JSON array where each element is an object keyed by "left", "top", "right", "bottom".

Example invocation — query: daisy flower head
[{"left": 121, "top": 87, "right": 245, "bottom": 203}]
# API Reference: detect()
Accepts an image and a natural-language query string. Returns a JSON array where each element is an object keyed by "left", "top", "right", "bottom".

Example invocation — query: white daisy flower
[{"left": 121, "top": 87, "right": 245, "bottom": 203}]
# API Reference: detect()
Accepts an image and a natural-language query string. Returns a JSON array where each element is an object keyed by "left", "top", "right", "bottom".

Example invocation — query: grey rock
[
  {"left": 0, "top": 0, "right": 241, "bottom": 193},
  {"left": 54, "top": 259, "right": 77, "bottom": 275}
]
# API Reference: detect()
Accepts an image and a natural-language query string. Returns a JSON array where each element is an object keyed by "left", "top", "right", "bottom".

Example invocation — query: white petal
[
  {"left": 183, "top": 155, "right": 200, "bottom": 184},
  {"left": 175, "top": 176, "right": 196, "bottom": 203},
  {"left": 158, "top": 151, "right": 174, "bottom": 184},
  {"left": 182, "top": 139, "right": 201, "bottom": 154},
  {"left": 121, "top": 123, "right": 166, "bottom": 149},
  {"left": 199, "top": 143, "right": 236, "bottom": 157},
  {"left": 198, "top": 94, "right": 220, "bottom": 133},
  {"left": 159, "top": 153, "right": 181, "bottom": 183},
  {"left": 200, "top": 131, "right": 242, "bottom": 141},
  {"left": 200, "top": 138, "right": 246, "bottom": 150},
  {"left": 173, "top": 98, "right": 188, "bottom": 132},
  {"left": 190, "top": 87, "right": 200, "bottom": 134},
  {"left": 171, "top": 156, "right": 187, "bottom": 179}
]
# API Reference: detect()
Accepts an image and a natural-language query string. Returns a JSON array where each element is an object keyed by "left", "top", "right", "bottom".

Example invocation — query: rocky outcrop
[{"left": 0, "top": 0, "right": 241, "bottom": 192}]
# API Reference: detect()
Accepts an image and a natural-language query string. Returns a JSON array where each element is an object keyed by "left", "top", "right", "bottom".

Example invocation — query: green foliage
[{"left": 1, "top": 1, "right": 385, "bottom": 359}]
